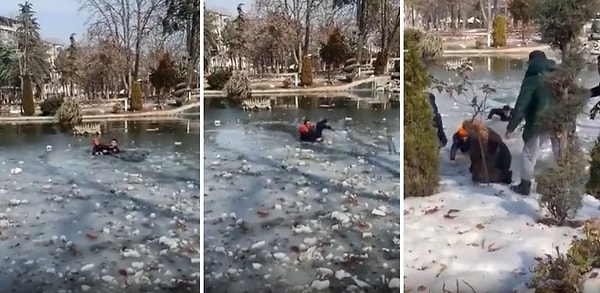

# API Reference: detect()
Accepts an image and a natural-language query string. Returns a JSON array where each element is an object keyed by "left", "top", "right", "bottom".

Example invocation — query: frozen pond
[
  {"left": 203, "top": 96, "right": 401, "bottom": 292},
  {"left": 0, "top": 120, "right": 200, "bottom": 292}
]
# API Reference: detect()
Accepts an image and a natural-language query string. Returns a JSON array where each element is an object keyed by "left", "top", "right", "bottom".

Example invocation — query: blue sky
[
  {"left": 205, "top": 0, "right": 254, "bottom": 15},
  {"left": 0, "top": 0, "right": 87, "bottom": 44}
]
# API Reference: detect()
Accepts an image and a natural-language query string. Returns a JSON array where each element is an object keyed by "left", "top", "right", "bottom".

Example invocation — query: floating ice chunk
[
  {"left": 214, "top": 120, "right": 221, "bottom": 126},
  {"left": 121, "top": 249, "right": 141, "bottom": 258},
  {"left": 371, "top": 208, "right": 386, "bottom": 217},
  {"left": 331, "top": 211, "right": 350, "bottom": 224},
  {"left": 174, "top": 141, "right": 182, "bottom": 146},
  {"left": 335, "top": 269, "right": 351, "bottom": 280},
  {"left": 158, "top": 236, "right": 179, "bottom": 250},
  {"left": 250, "top": 240, "right": 265, "bottom": 250},
  {"left": 46, "top": 145, "right": 53, "bottom": 152},
  {"left": 80, "top": 263, "right": 95, "bottom": 272},
  {"left": 273, "top": 252, "right": 289, "bottom": 262},
  {"left": 101, "top": 275, "right": 116, "bottom": 284},
  {"left": 311, "top": 280, "right": 330, "bottom": 290},
  {"left": 9, "top": 167, "right": 22, "bottom": 175},
  {"left": 292, "top": 225, "right": 312, "bottom": 234},
  {"left": 388, "top": 278, "right": 401, "bottom": 289}
]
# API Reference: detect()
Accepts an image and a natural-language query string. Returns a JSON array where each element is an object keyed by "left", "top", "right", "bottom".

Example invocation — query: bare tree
[{"left": 80, "top": 0, "right": 163, "bottom": 96}]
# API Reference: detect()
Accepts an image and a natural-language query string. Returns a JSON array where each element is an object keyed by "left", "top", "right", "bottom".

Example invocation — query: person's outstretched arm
[
  {"left": 487, "top": 109, "right": 497, "bottom": 120},
  {"left": 591, "top": 85, "right": 600, "bottom": 99},
  {"left": 507, "top": 77, "right": 535, "bottom": 134}
]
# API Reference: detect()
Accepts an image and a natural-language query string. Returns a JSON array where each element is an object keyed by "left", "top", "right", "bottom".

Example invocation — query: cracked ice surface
[
  {"left": 203, "top": 108, "right": 401, "bottom": 292},
  {"left": 0, "top": 121, "right": 200, "bottom": 293}
]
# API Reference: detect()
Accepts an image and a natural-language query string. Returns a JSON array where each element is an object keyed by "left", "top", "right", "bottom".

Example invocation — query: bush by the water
[
  {"left": 587, "top": 138, "right": 600, "bottom": 198},
  {"left": 112, "top": 102, "right": 123, "bottom": 114},
  {"left": 300, "top": 55, "right": 313, "bottom": 86},
  {"left": 40, "top": 96, "right": 64, "bottom": 116},
  {"left": 130, "top": 81, "right": 143, "bottom": 111},
  {"left": 282, "top": 78, "right": 292, "bottom": 88},
  {"left": 492, "top": 15, "right": 508, "bottom": 47},
  {"left": 22, "top": 76, "right": 35, "bottom": 116},
  {"left": 56, "top": 98, "right": 82, "bottom": 126},
  {"left": 404, "top": 36, "right": 439, "bottom": 198},
  {"left": 223, "top": 71, "right": 251, "bottom": 100},
  {"left": 207, "top": 70, "right": 232, "bottom": 90},
  {"left": 404, "top": 28, "right": 443, "bottom": 63}
]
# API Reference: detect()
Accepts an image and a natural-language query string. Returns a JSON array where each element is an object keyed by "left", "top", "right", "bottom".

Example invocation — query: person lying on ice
[
  {"left": 298, "top": 118, "right": 333, "bottom": 142},
  {"left": 487, "top": 105, "right": 513, "bottom": 122},
  {"left": 461, "top": 119, "right": 513, "bottom": 184},
  {"left": 449, "top": 126, "right": 470, "bottom": 161}
]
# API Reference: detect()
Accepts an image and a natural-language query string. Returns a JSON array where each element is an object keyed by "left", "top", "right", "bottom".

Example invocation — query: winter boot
[{"left": 511, "top": 179, "right": 531, "bottom": 196}]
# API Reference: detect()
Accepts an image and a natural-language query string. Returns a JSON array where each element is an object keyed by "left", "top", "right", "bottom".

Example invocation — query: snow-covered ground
[
  {"left": 404, "top": 59, "right": 600, "bottom": 293},
  {"left": 0, "top": 121, "right": 200, "bottom": 292},
  {"left": 203, "top": 107, "right": 401, "bottom": 292}
]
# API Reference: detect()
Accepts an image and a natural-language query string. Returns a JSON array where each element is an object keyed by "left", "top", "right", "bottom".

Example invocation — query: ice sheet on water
[
  {"left": 204, "top": 119, "right": 400, "bottom": 292},
  {"left": 0, "top": 135, "right": 200, "bottom": 292}
]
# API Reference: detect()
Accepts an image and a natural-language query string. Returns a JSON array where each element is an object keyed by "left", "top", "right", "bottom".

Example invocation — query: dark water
[
  {"left": 204, "top": 95, "right": 400, "bottom": 138},
  {"left": 0, "top": 119, "right": 200, "bottom": 152}
]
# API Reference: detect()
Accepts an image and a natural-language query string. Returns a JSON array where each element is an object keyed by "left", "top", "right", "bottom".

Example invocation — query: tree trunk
[{"left": 303, "top": 0, "right": 312, "bottom": 55}]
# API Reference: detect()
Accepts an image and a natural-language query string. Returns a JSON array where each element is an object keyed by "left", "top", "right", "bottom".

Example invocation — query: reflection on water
[
  {"left": 205, "top": 95, "right": 399, "bottom": 130},
  {"left": 0, "top": 120, "right": 200, "bottom": 153},
  {"left": 434, "top": 56, "right": 600, "bottom": 89},
  {"left": 204, "top": 94, "right": 400, "bottom": 112}
]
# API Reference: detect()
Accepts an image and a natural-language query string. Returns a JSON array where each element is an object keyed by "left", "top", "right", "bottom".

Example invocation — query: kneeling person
[
  {"left": 450, "top": 125, "right": 470, "bottom": 161},
  {"left": 461, "top": 119, "right": 513, "bottom": 184}
]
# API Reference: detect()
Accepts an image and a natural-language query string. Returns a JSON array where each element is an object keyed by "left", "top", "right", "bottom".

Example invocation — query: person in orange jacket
[
  {"left": 449, "top": 125, "right": 470, "bottom": 161},
  {"left": 298, "top": 119, "right": 314, "bottom": 142}
]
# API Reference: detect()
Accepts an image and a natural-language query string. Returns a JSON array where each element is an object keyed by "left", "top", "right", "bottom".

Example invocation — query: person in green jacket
[{"left": 505, "top": 50, "right": 559, "bottom": 195}]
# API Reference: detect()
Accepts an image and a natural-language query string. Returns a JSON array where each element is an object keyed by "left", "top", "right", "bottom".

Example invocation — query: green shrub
[
  {"left": 112, "top": 102, "right": 123, "bottom": 114},
  {"left": 586, "top": 137, "right": 600, "bottom": 198},
  {"left": 532, "top": 220, "right": 600, "bottom": 292},
  {"left": 403, "top": 28, "right": 443, "bottom": 63},
  {"left": 130, "top": 81, "right": 143, "bottom": 111},
  {"left": 566, "top": 220, "right": 600, "bottom": 274},
  {"left": 404, "top": 35, "right": 439, "bottom": 198},
  {"left": 475, "top": 39, "right": 484, "bottom": 49},
  {"left": 531, "top": 247, "right": 582, "bottom": 293},
  {"left": 207, "top": 70, "right": 232, "bottom": 90},
  {"left": 536, "top": 144, "right": 585, "bottom": 225},
  {"left": 56, "top": 98, "right": 82, "bottom": 126},
  {"left": 492, "top": 15, "right": 508, "bottom": 47},
  {"left": 300, "top": 55, "right": 313, "bottom": 86},
  {"left": 40, "top": 96, "right": 64, "bottom": 116},
  {"left": 21, "top": 76, "right": 35, "bottom": 116}
]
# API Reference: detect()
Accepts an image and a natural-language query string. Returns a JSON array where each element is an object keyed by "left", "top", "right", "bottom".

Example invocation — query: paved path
[
  {"left": 443, "top": 44, "right": 551, "bottom": 57},
  {"left": 204, "top": 75, "right": 390, "bottom": 97},
  {"left": 0, "top": 101, "right": 200, "bottom": 124}
]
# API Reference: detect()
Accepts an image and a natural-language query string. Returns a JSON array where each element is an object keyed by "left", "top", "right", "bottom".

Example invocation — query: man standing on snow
[{"left": 505, "top": 50, "right": 558, "bottom": 196}]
